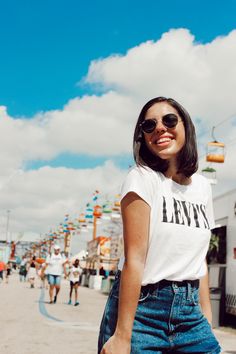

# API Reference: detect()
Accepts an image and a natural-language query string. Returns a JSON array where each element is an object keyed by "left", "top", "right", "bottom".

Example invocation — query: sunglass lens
[
  {"left": 141, "top": 119, "right": 156, "bottom": 133},
  {"left": 141, "top": 114, "right": 179, "bottom": 133},
  {"left": 163, "top": 114, "right": 178, "bottom": 128}
]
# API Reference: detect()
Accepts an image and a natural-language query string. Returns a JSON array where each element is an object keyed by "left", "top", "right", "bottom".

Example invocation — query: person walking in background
[
  {"left": 98, "top": 97, "right": 221, "bottom": 353},
  {"left": 67, "top": 259, "right": 82, "bottom": 306},
  {"left": 5, "top": 261, "right": 12, "bottom": 284},
  {"left": 0, "top": 259, "right": 5, "bottom": 282},
  {"left": 38, "top": 263, "right": 48, "bottom": 289},
  {"left": 42, "top": 245, "right": 68, "bottom": 304},
  {"left": 19, "top": 256, "right": 28, "bottom": 282},
  {"left": 27, "top": 256, "right": 38, "bottom": 288},
  {"left": 0, "top": 259, "right": 5, "bottom": 283}
]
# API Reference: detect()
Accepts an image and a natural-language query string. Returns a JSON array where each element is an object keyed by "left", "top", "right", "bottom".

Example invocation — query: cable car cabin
[
  {"left": 93, "top": 205, "right": 102, "bottom": 218},
  {"left": 206, "top": 142, "right": 225, "bottom": 163},
  {"left": 201, "top": 166, "right": 217, "bottom": 185},
  {"left": 202, "top": 166, "right": 216, "bottom": 179}
]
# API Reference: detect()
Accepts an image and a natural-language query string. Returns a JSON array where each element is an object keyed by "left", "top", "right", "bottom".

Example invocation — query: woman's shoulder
[
  {"left": 121, "top": 165, "right": 161, "bottom": 206},
  {"left": 192, "top": 173, "right": 212, "bottom": 193},
  {"left": 192, "top": 173, "right": 210, "bottom": 185}
]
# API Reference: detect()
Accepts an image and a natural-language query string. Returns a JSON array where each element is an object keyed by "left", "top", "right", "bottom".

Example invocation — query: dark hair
[{"left": 133, "top": 97, "right": 198, "bottom": 177}]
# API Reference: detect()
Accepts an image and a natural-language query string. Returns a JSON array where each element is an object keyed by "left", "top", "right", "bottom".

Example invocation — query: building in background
[{"left": 212, "top": 188, "right": 236, "bottom": 326}]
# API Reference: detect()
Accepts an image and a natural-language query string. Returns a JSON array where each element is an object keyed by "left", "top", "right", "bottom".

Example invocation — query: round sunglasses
[{"left": 140, "top": 113, "right": 180, "bottom": 134}]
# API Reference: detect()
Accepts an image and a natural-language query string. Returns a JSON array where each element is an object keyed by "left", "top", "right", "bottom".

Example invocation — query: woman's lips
[{"left": 152, "top": 136, "right": 173, "bottom": 146}]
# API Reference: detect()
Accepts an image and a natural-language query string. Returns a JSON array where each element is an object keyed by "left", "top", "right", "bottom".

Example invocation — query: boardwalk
[
  {"left": 0, "top": 273, "right": 106, "bottom": 354},
  {"left": 0, "top": 273, "right": 235, "bottom": 354}
]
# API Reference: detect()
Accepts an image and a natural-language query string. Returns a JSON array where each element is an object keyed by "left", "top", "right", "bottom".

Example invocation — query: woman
[
  {"left": 67, "top": 259, "right": 82, "bottom": 306},
  {"left": 98, "top": 97, "right": 221, "bottom": 353},
  {"left": 27, "top": 256, "right": 38, "bottom": 288},
  {"left": 5, "top": 261, "right": 12, "bottom": 284},
  {"left": 19, "top": 256, "right": 28, "bottom": 282}
]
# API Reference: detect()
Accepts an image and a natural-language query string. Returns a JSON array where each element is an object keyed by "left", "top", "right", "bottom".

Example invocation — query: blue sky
[{"left": 0, "top": 0, "right": 235, "bottom": 118}]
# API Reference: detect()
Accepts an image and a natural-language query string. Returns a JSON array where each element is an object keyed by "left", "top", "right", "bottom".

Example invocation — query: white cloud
[
  {"left": 1, "top": 28, "right": 236, "bottom": 238},
  {"left": 0, "top": 161, "right": 126, "bottom": 239},
  {"left": 0, "top": 92, "right": 137, "bottom": 171},
  {"left": 86, "top": 28, "right": 236, "bottom": 126}
]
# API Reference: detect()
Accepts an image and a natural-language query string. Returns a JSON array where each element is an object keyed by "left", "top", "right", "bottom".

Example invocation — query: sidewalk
[
  {"left": 0, "top": 273, "right": 235, "bottom": 353},
  {"left": 0, "top": 273, "right": 105, "bottom": 354}
]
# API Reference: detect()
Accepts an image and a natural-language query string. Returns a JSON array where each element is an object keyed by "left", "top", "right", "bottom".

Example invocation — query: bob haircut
[{"left": 133, "top": 97, "right": 198, "bottom": 177}]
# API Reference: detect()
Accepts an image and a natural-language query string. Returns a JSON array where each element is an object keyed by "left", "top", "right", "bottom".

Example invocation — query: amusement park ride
[
  {"left": 202, "top": 126, "right": 225, "bottom": 184},
  {"left": 20, "top": 191, "right": 122, "bottom": 263}
]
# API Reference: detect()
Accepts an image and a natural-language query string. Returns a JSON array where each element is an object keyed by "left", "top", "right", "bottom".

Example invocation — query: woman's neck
[{"left": 164, "top": 166, "right": 191, "bottom": 186}]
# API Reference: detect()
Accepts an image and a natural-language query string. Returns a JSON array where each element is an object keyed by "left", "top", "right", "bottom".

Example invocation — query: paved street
[{"left": 0, "top": 273, "right": 235, "bottom": 354}]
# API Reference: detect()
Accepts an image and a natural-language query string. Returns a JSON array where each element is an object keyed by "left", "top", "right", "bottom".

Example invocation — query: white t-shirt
[
  {"left": 46, "top": 253, "right": 66, "bottom": 276},
  {"left": 20, "top": 259, "right": 27, "bottom": 266},
  {"left": 119, "top": 166, "right": 215, "bottom": 286},
  {"left": 69, "top": 265, "right": 82, "bottom": 283}
]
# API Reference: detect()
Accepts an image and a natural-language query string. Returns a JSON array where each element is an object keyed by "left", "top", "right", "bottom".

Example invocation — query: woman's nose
[{"left": 155, "top": 119, "right": 167, "bottom": 132}]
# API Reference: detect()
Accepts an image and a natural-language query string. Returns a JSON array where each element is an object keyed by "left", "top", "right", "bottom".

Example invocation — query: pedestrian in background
[
  {"left": 19, "top": 255, "right": 28, "bottom": 282},
  {"left": 67, "top": 258, "right": 82, "bottom": 306},
  {"left": 5, "top": 261, "right": 12, "bottom": 284},
  {"left": 98, "top": 97, "right": 221, "bottom": 353},
  {"left": 42, "top": 245, "right": 68, "bottom": 304},
  {"left": 27, "top": 256, "right": 38, "bottom": 288},
  {"left": 0, "top": 259, "right": 5, "bottom": 283},
  {"left": 38, "top": 263, "right": 48, "bottom": 289}
]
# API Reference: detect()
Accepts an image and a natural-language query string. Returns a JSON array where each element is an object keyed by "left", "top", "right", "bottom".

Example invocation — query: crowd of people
[
  {"left": 0, "top": 259, "right": 14, "bottom": 284},
  {"left": 0, "top": 244, "right": 83, "bottom": 307}
]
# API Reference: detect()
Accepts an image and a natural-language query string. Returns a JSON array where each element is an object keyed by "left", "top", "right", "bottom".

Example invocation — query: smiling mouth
[{"left": 154, "top": 137, "right": 173, "bottom": 145}]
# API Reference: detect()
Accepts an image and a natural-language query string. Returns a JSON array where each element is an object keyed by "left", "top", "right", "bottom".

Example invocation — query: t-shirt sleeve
[
  {"left": 46, "top": 255, "right": 50, "bottom": 264},
  {"left": 205, "top": 180, "right": 215, "bottom": 230},
  {"left": 198, "top": 259, "right": 208, "bottom": 278},
  {"left": 121, "top": 167, "right": 153, "bottom": 207},
  {"left": 61, "top": 256, "right": 67, "bottom": 264}
]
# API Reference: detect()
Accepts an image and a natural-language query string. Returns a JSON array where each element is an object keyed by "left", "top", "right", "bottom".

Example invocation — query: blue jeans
[
  {"left": 98, "top": 271, "right": 221, "bottom": 353},
  {"left": 48, "top": 274, "right": 61, "bottom": 286}
]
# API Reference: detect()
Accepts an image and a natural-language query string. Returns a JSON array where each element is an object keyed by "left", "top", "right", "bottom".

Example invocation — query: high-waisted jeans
[{"left": 98, "top": 271, "right": 221, "bottom": 353}]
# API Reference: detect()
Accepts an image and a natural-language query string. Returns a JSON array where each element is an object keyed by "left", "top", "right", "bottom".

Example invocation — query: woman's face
[{"left": 143, "top": 101, "right": 185, "bottom": 162}]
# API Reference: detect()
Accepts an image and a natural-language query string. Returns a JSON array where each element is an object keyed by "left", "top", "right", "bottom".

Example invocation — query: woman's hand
[
  {"left": 199, "top": 261, "right": 213, "bottom": 327},
  {"left": 202, "top": 307, "right": 212, "bottom": 327},
  {"left": 100, "top": 334, "right": 131, "bottom": 354}
]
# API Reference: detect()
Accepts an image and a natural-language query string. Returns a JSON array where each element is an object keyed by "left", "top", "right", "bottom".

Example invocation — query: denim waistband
[
  {"left": 115, "top": 270, "right": 199, "bottom": 290},
  {"left": 142, "top": 278, "right": 199, "bottom": 292}
]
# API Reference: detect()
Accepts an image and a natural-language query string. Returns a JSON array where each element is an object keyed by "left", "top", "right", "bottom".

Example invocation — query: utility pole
[
  {"left": 93, "top": 215, "right": 97, "bottom": 240},
  {"left": 6, "top": 210, "right": 10, "bottom": 243}
]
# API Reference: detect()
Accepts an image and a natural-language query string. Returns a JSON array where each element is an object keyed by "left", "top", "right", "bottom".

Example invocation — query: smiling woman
[
  {"left": 141, "top": 101, "right": 186, "bottom": 166},
  {"left": 98, "top": 97, "right": 221, "bottom": 354},
  {"left": 133, "top": 96, "right": 198, "bottom": 180}
]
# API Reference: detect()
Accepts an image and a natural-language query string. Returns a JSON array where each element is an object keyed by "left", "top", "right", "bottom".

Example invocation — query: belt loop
[
  {"left": 172, "top": 281, "right": 178, "bottom": 293},
  {"left": 156, "top": 280, "right": 160, "bottom": 296},
  {"left": 187, "top": 282, "right": 191, "bottom": 301},
  {"left": 115, "top": 270, "right": 121, "bottom": 280}
]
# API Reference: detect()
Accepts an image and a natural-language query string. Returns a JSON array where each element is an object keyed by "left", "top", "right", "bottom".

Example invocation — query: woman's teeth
[{"left": 156, "top": 137, "right": 171, "bottom": 144}]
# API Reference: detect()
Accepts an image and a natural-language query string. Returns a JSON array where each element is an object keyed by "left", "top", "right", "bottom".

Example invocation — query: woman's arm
[
  {"left": 40, "top": 262, "right": 48, "bottom": 277},
  {"left": 35, "top": 262, "right": 39, "bottom": 271},
  {"left": 101, "top": 192, "right": 150, "bottom": 354},
  {"left": 199, "top": 261, "right": 212, "bottom": 326}
]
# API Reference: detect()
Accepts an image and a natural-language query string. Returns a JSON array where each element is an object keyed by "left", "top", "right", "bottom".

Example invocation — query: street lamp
[{"left": 5, "top": 210, "right": 10, "bottom": 243}]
